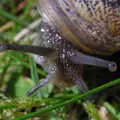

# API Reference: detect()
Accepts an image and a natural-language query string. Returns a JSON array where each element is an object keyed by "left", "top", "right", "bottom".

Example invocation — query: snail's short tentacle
[
  {"left": 27, "top": 58, "right": 57, "bottom": 96},
  {"left": 27, "top": 74, "right": 54, "bottom": 96},
  {"left": 70, "top": 51, "right": 117, "bottom": 72},
  {"left": 0, "top": 44, "right": 54, "bottom": 56}
]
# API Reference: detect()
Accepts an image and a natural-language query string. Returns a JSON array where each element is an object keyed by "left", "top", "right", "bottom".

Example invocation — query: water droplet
[{"left": 41, "top": 28, "right": 45, "bottom": 32}]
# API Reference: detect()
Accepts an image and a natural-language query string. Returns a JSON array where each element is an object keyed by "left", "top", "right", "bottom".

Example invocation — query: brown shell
[{"left": 39, "top": 0, "right": 120, "bottom": 55}]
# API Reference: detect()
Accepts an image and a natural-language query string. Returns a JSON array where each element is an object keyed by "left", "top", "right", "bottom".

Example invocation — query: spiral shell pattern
[{"left": 39, "top": 0, "right": 120, "bottom": 55}]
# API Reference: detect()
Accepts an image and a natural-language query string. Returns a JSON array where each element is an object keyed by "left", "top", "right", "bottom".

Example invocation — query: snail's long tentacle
[
  {"left": 26, "top": 79, "right": 48, "bottom": 96},
  {"left": 70, "top": 51, "right": 117, "bottom": 72},
  {"left": 27, "top": 60, "right": 57, "bottom": 96},
  {"left": 0, "top": 44, "right": 54, "bottom": 56}
]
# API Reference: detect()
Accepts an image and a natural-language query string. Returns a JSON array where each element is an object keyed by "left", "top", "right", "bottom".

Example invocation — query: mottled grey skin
[
  {"left": 28, "top": 20, "right": 116, "bottom": 95},
  {"left": 30, "top": 22, "right": 88, "bottom": 95}
]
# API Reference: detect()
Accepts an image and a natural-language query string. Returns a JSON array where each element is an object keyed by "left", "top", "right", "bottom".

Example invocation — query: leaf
[
  {"left": 37, "top": 83, "right": 53, "bottom": 98},
  {"left": 71, "top": 85, "right": 81, "bottom": 94},
  {"left": 50, "top": 117, "right": 63, "bottom": 120},
  {"left": 30, "top": 57, "right": 39, "bottom": 84},
  {"left": 14, "top": 76, "right": 35, "bottom": 98}
]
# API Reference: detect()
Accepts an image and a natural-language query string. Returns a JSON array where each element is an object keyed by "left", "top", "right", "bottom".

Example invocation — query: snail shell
[{"left": 39, "top": 0, "right": 120, "bottom": 55}]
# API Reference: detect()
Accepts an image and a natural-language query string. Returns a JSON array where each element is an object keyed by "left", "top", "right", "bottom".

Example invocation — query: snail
[{"left": 0, "top": 0, "right": 120, "bottom": 96}]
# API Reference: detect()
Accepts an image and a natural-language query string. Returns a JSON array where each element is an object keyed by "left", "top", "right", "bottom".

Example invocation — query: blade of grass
[
  {"left": 0, "top": 59, "right": 11, "bottom": 87},
  {"left": 30, "top": 57, "right": 39, "bottom": 83},
  {"left": 23, "top": 0, "right": 34, "bottom": 17},
  {"left": 104, "top": 102, "right": 120, "bottom": 120},
  {"left": 83, "top": 101, "right": 100, "bottom": 120},
  {"left": 0, "top": 8, "right": 28, "bottom": 26},
  {"left": 4, "top": 52, "right": 46, "bottom": 76},
  {"left": 10, "top": 0, "right": 16, "bottom": 13},
  {"left": 0, "top": 104, "right": 16, "bottom": 109}
]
